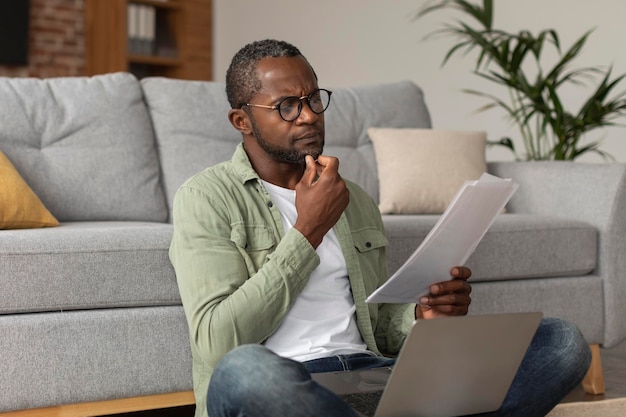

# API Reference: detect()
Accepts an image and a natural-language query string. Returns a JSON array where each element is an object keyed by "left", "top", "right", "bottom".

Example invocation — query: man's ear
[{"left": 228, "top": 109, "right": 253, "bottom": 135}]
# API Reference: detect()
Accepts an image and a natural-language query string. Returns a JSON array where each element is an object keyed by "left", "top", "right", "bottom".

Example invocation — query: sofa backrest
[
  {"left": 0, "top": 72, "right": 168, "bottom": 222},
  {"left": 141, "top": 78, "right": 240, "bottom": 220},
  {"left": 141, "top": 78, "right": 431, "bottom": 218}
]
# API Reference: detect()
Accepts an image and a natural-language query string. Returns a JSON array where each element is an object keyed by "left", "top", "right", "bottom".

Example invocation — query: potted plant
[{"left": 416, "top": 0, "right": 626, "bottom": 160}]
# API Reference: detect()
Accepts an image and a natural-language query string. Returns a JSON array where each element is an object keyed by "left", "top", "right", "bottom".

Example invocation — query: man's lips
[{"left": 295, "top": 131, "right": 322, "bottom": 141}]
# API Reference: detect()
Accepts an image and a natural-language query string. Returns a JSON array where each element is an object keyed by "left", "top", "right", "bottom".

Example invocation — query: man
[{"left": 170, "top": 39, "right": 591, "bottom": 417}]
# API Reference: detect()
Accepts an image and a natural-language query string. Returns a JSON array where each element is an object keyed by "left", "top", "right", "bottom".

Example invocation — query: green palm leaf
[{"left": 415, "top": 0, "right": 626, "bottom": 160}]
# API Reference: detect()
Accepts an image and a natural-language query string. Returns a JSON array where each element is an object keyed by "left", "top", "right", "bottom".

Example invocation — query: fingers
[
  {"left": 429, "top": 280, "right": 472, "bottom": 296},
  {"left": 418, "top": 290, "right": 472, "bottom": 319},
  {"left": 315, "top": 154, "right": 336, "bottom": 168},
  {"left": 301, "top": 155, "right": 341, "bottom": 187},
  {"left": 418, "top": 302, "right": 470, "bottom": 318},
  {"left": 293, "top": 154, "right": 348, "bottom": 249},
  {"left": 301, "top": 155, "right": 318, "bottom": 186},
  {"left": 314, "top": 155, "right": 340, "bottom": 181},
  {"left": 419, "top": 291, "right": 472, "bottom": 307},
  {"left": 450, "top": 266, "right": 472, "bottom": 280},
  {"left": 422, "top": 266, "right": 472, "bottom": 299},
  {"left": 417, "top": 267, "right": 473, "bottom": 319},
  {"left": 423, "top": 266, "right": 473, "bottom": 297}
]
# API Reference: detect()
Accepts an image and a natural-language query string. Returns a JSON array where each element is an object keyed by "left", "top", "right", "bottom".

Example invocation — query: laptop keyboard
[{"left": 340, "top": 391, "right": 383, "bottom": 417}]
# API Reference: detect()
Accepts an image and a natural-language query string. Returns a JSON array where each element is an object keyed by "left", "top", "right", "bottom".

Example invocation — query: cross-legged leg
[{"left": 207, "top": 344, "right": 360, "bottom": 417}]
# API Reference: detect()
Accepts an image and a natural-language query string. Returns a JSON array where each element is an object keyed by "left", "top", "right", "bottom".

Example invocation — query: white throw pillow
[{"left": 368, "top": 128, "right": 487, "bottom": 214}]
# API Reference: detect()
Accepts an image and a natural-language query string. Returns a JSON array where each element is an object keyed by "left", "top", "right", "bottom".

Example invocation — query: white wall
[{"left": 213, "top": 0, "right": 626, "bottom": 162}]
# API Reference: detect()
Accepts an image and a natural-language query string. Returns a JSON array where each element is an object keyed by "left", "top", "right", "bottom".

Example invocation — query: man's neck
[{"left": 244, "top": 147, "right": 305, "bottom": 189}]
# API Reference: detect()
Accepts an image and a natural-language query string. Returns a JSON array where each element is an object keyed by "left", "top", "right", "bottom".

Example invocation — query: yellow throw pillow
[
  {"left": 368, "top": 128, "right": 487, "bottom": 214},
  {"left": 0, "top": 151, "right": 59, "bottom": 229}
]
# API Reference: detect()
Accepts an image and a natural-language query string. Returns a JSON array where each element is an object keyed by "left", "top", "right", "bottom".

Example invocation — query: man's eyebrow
[
  {"left": 282, "top": 90, "right": 316, "bottom": 101},
  {"left": 262, "top": 87, "right": 319, "bottom": 104},
  {"left": 262, "top": 93, "right": 295, "bottom": 106}
]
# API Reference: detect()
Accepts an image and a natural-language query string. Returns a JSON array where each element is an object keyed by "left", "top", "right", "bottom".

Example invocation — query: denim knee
[
  {"left": 535, "top": 317, "right": 591, "bottom": 379},
  {"left": 209, "top": 344, "right": 311, "bottom": 401},
  {"left": 494, "top": 317, "right": 592, "bottom": 417},
  {"left": 207, "top": 345, "right": 357, "bottom": 417}
]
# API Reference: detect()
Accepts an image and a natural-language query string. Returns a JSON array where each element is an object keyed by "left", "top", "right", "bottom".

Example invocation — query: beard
[{"left": 250, "top": 117, "right": 323, "bottom": 165}]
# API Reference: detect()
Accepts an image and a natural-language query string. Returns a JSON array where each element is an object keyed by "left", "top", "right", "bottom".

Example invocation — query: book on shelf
[{"left": 127, "top": 3, "right": 155, "bottom": 56}]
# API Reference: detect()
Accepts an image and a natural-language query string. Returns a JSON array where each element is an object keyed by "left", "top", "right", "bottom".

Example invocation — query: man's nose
[{"left": 295, "top": 99, "right": 318, "bottom": 124}]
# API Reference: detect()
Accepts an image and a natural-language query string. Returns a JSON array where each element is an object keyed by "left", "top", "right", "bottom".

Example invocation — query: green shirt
[{"left": 170, "top": 144, "right": 415, "bottom": 417}]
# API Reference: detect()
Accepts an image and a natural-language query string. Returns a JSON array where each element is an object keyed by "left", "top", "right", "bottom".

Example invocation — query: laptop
[{"left": 312, "top": 312, "right": 543, "bottom": 417}]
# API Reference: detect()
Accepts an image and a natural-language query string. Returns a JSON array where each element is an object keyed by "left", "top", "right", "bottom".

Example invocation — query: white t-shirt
[{"left": 261, "top": 180, "right": 367, "bottom": 362}]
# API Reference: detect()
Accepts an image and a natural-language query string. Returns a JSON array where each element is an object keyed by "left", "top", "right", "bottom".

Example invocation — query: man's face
[{"left": 245, "top": 56, "right": 325, "bottom": 165}]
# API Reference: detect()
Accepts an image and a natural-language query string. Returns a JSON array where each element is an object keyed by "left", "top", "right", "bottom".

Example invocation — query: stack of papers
[{"left": 366, "top": 173, "right": 518, "bottom": 304}]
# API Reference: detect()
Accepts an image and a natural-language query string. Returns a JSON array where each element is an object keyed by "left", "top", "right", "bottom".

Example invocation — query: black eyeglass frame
[{"left": 243, "top": 88, "right": 333, "bottom": 122}]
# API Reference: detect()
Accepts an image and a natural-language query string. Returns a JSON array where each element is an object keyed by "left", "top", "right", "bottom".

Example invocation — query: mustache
[{"left": 294, "top": 130, "right": 322, "bottom": 141}]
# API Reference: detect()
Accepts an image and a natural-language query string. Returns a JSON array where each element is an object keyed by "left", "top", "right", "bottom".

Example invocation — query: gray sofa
[{"left": 1, "top": 72, "right": 624, "bottom": 414}]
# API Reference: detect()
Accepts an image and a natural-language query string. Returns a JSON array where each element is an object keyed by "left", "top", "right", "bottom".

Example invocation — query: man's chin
[
  {"left": 258, "top": 142, "right": 323, "bottom": 165},
  {"left": 304, "top": 149, "right": 322, "bottom": 161},
  {"left": 302, "top": 143, "right": 323, "bottom": 161}
]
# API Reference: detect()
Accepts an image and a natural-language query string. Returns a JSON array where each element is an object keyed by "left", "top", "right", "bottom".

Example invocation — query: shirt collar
[{"left": 231, "top": 142, "right": 261, "bottom": 184}]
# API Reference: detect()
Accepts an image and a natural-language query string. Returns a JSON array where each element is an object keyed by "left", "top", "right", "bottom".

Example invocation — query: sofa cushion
[
  {"left": 469, "top": 276, "right": 604, "bottom": 344},
  {"left": 383, "top": 214, "right": 597, "bottom": 281},
  {"left": 0, "top": 151, "right": 58, "bottom": 229},
  {"left": 0, "top": 222, "right": 178, "bottom": 314},
  {"left": 0, "top": 72, "right": 167, "bottom": 222},
  {"left": 0, "top": 307, "right": 192, "bottom": 412},
  {"left": 141, "top": 78, "right": 241, "bottom": 220},
  {"left": 141, "top": 78, "right": 432, "bottom": 217},
  {"left": 368, "top": 128, "right": 487, "bottom": 214}
]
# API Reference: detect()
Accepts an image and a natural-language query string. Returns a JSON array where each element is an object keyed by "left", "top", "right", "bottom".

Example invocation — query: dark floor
[{"left": 109, "top": 340, "right": 626, "bottom": 417}]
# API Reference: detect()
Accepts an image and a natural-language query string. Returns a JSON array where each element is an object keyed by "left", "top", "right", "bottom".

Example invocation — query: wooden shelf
[
  {"left": 128, "top": 54, "right": 181, "bottom": 66},
  {"left": 131, "top": 0, "right": 182, "bottom": 9},
  {"left": 85, "top": 0, "right": 212, "bottom": 80}
]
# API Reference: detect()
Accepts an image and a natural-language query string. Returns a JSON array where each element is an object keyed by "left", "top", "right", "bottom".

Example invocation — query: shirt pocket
[
  {"left": 351, "top": 227, "right": 389, "bottom": 294},
  {"left": 231, "top": 223, "right": 276, "bottom": 272},
  {"left": 352, "top": 227, "right": 388, "bottom": 253}
]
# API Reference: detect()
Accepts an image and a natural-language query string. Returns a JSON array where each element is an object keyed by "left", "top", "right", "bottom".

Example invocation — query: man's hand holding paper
[
  {"left": 415, "top": 266, "right": 472, "bottom": 319},
  {"left": 367, "top": 173, "right": 518, "bottom": 305}
]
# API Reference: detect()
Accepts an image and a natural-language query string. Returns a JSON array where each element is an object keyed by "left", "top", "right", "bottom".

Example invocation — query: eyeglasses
[{"left": 243, "top": 88, "right": 332, "bottom": 122}]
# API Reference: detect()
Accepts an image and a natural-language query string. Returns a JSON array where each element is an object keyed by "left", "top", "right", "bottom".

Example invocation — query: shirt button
[
  {"left": 267, "top": 201, "right": 273, "bottom": 208},
  {"left": 366, "top": 242, "right": 372, "bottom": 248}
]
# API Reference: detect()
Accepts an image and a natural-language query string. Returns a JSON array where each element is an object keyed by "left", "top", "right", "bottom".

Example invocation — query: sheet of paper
[{"left": 366, "top": 173, "right": 518, "bottom": 304}]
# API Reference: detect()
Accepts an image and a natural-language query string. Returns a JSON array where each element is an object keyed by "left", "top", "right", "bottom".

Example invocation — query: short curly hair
[{"left": 225, "top": 39, "right": 316, "bottom": 109}]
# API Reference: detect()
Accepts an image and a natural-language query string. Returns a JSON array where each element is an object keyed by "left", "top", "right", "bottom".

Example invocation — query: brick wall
[{"left": 0, "top": 0, "right": 84, "bottom": 78}]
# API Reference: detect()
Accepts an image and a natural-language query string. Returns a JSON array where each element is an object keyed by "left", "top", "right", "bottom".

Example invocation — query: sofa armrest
[{"left": 488, "top": 161, "right": 626, "bottom": 348}]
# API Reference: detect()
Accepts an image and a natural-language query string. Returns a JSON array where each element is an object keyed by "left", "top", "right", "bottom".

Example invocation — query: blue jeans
[{"left": 206, "top": 318, "right": 591, "bottom": 417}]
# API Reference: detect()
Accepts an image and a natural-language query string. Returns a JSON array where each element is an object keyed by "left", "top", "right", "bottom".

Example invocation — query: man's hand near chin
[{"left": 415, "top": 266, "right": 472, "bottom": 320}]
